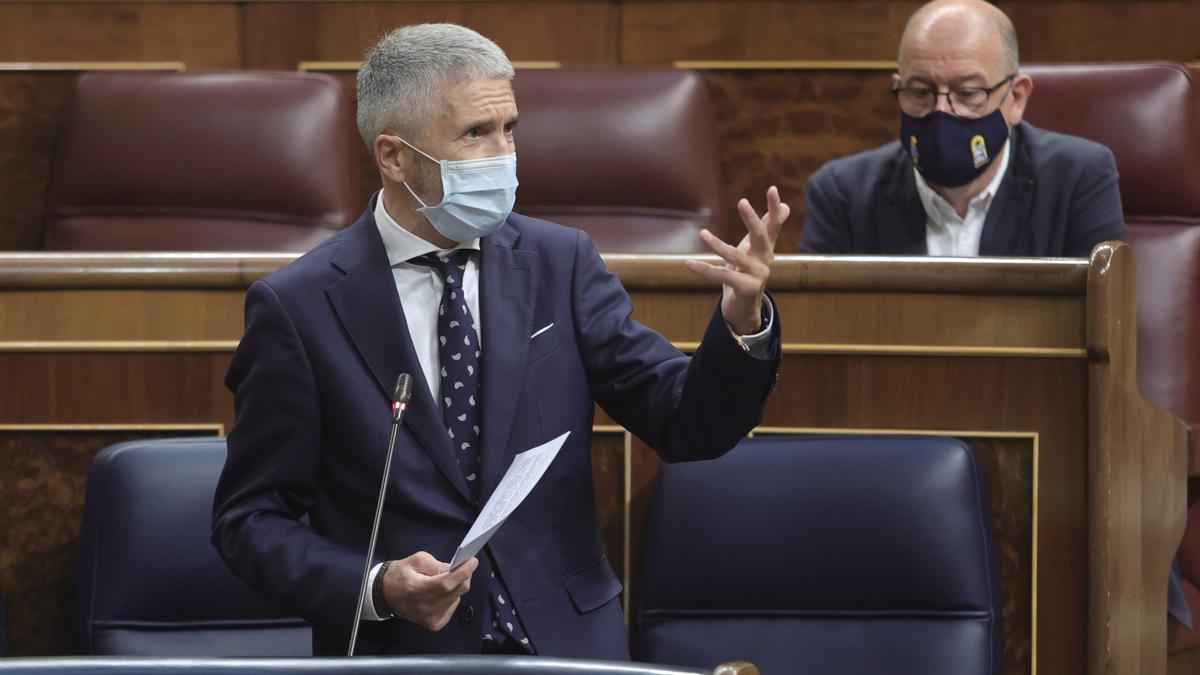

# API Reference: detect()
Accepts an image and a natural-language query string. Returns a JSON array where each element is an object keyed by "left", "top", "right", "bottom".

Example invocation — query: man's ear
[
  {"left": 374, "top": 135, "right": 408, "bottom": 184},
  {"left": 1005, "top": 74, "right": 1034, "bottom": 127}
]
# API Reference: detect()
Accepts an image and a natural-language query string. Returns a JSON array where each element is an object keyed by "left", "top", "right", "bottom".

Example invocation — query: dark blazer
[
  {"left": 211, "top": 204, "right": 780, "bottom": 658},
  {"left": 799, "top": 122, "right": 1126, "bottom": 256}
]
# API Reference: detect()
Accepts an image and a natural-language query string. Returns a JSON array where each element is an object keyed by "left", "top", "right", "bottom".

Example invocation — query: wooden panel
[
  {"left": 590, "top": 429, "right": 627, "bottom": 603},
  {"left": 620, "top": 1, "right": 920, "bottom": 64},
  {"left": 0, "top": 4, "right": 240, "bottom": 68},
  {"left": 700, "top": 68, "right": 896, "bottom": 253},
  {"left": 1002, "top": 1, "right": 1200, "bottom": 63},
  {"left": 0, "top": 426, "right": 221, "bottom": 656},
  {"left": 241, "top": 2, "right": 617, "bottom": 70},
  {"left": 1085, "top": 243, "right": 1190, "bottom": 674},
  {"left": 0, "top": 353, "right": 235, "bottom": 426},
  {"left": 0, "top": 72, "right": 76, "bottom": 250},
  {"left": 0, "top": 290, "right": 246, "bottom": 342},
  {"left": 633, "top": 291, "right": 1087, "bottom": 348},
  {"left": 0, "top": 251, "right": 1181, "bottom": 674},
  {"left": 620, "top": 0, "right": 1199, "bottom": 65}
]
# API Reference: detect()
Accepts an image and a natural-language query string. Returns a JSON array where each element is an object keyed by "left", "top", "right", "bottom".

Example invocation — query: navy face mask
[{"left": 900, "top": 107, "right": 1010, "bottom": 188}]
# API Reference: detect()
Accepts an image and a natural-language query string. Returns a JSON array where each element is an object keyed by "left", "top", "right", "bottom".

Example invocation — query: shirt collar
[
  {"left": 373, "top": 190, "right": 480, "bottom": 267},
  {"left": 913, "top": 138, "right": 1011, "bottom": 226}
]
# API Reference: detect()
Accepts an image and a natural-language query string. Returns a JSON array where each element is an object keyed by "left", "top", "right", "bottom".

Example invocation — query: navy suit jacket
[
  {"left": 211, "top": 205, "right": 781, "bottom": 658},
  {"left": 799, "top": 122, "right": 1126, "bottom": 256}
]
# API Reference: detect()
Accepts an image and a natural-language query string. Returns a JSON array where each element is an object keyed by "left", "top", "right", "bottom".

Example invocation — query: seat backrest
[
  {"left": 1023, "top": 63, "right": 1200, "bottom": 437},
  {"left": 638, "top": 435, "right": 1002, "bottom": 675},
  {"left": 511, "top": 67, "right": 722, "bottom": 253},
  {"left": 1021, "top": 62, "right": 1200, "bottom": 228},
  {"left": 45, "top": 72, "right": 362, "bottom": 252},
  {"left": 75, "top": 438, "right": 311, "bottom": 656}
]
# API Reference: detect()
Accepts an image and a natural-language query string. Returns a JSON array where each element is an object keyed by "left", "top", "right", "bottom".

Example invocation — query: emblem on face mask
[
  {"left": 910, "top": 135, "right": 920, "bottom": 166},
  {"left": 970, "top": 134, "right": 989, "bottom": 169}
]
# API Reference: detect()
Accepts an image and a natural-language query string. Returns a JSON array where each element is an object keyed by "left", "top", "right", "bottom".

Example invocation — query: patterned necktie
[
  {"left": 410, "top": 250, "right": 532, "bottom": 651},
  {"left": 413, "top": 251, "right": 482, "bottom": 498}
]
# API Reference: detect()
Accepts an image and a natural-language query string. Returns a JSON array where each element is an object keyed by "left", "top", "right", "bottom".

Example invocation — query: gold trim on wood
[
  {"left": 672, "top": 343, "right": 1087, "bottom": 358},
  {"left": 623, "top": 430, "right": 632, "bottom": 622},
  {"left": 299, "top": 60, "right": 560, "bottom": 72},
  {"left": 0, "top": 423, "right": 225, "bottom": 435},
  {"left": 753, "top": 425, "right": 1036, "bottom": 675},
  {"left": 675, "top": 60, "right": 896, "bottom": 70},
  {"left": 0, "top": 341, "right": 239, "bottom": 352},
  {"left": 589, "top": 425, "right": 631, "bottom": 623},
  {"left": 0, "top": 61, "right": 186, "bottom": 72}
]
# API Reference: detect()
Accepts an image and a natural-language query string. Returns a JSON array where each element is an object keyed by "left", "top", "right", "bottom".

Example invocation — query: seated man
[
  {"left": 211, "top": 24, "right": 786, "bottom": 658},
  {"left": 800, "top": 0, "right": 1125, "bottom": 257}
]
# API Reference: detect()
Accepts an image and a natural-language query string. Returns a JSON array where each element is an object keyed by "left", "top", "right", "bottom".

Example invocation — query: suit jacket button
[{"left": 461, "top": 605, "right": 474, "bottom": 623}]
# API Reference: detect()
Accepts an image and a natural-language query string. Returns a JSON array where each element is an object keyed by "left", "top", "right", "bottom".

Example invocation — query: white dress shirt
[
  {"left": 915, "top": 140, "right": 1011, "bottom": 257},
  {"left": 362, "top": 192, "right": 773, "bottom": 620}
]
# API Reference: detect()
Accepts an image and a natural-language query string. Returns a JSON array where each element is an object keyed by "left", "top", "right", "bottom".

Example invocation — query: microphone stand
[{"left": 348, "top": 373, "right": 412, "bottom": 656}]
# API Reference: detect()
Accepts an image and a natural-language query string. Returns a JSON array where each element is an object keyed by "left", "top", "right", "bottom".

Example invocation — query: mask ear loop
[{"left": 392, "top": 136, "right": 440, "bottom": 208}]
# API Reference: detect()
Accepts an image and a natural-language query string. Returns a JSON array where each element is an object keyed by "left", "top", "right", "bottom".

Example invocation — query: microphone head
[{"left": 393, "top": 373, "right": 413, "bottom": 404}]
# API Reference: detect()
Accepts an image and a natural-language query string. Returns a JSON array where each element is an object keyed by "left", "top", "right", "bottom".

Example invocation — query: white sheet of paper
[{"left": 449, "top": 431, "right": 570, "bottom": 569}]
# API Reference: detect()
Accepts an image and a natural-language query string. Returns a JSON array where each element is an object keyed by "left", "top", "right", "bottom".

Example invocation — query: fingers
[
  {"left": 685, "top": 258, "right": 764, "bottom": 297},
  {"left": 438, "top": 557, "right": 477, "bottom": 594},
  {"left": 407, "top": 551, "right": 447, "bottom": 576},
  {"left": 737, "top": 198, "right": 772, "bottom": 255},
  {"left": 389, "top": 553, "right": 478, "bottom": 631},
  {"left": 763, "top": 185, "right": 790, "bottom": 246},
  {"left": 737, "top": 186, "right": 791, "bottom": 254},
  {"left": 699, "top": 229, "right": 762, "bottom": 274}
]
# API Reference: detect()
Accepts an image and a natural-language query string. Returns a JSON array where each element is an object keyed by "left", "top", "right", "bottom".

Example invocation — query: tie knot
[{"left": 412, "top": 250, "right": 471, "bottom": 289}]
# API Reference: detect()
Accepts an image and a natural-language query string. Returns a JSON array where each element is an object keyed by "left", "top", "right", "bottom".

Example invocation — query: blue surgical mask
[
  {"left": 395, "top": 137, "right": 518, "bottom": 242},
  {"left": 900, "top": 107, "right": 1010, "bottom": 188}
]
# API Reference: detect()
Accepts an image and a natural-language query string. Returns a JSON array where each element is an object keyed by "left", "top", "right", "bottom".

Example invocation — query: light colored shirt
[
  {"left": 362, "top": 192, "right": 773, "bottom": 620},
  {"left": 915, "top": 140, "right": 1010, "bottom": 257}
]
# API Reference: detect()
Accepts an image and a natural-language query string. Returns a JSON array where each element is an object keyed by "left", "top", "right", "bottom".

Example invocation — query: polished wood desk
[{"left": 0, "top": 245, "right": 1184, "bottom": 675}]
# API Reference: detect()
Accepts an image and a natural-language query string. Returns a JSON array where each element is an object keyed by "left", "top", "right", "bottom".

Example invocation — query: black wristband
[{"left": 372, "top": 560, "right": 393, "bottom": 619}]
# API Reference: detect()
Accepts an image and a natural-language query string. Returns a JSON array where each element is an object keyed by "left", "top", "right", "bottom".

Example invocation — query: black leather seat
[
  {"left": 638, "top": 435, "right": 1003, "bottom": 675},
  {"left": 0, "top": 656, "right": 716, "bottom": 674},
  {"left": 74, "top": 438, "right": 310, "bottom": 656}
]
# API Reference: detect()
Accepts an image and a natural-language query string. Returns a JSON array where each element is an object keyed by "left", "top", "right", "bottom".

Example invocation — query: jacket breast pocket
[
  {"left": 562, "top": 556, "right": 623, "bottom": 614},
  {"left": 527, "top": 320, "right": 560, "bottom": 364}
]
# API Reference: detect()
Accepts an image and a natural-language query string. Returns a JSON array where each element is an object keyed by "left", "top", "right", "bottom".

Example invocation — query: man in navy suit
[
  {"left": 212, "top": 24, "right": 785, "bottom": 658},
  {"left": 800, "top": 0, "right": 1126, "bottom": 257}
]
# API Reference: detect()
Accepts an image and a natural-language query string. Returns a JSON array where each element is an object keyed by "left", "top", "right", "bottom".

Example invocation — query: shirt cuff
[
  {"left": 360, "top": 562, "right": 388, "bottom": 621},
  {"left": 734, "top": 299, "right": 774, "bottom": 358}
]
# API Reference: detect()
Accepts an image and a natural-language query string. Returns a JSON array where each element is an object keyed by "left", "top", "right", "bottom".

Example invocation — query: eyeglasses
[{"left": 892, "top": 75, "right": 1015, "bottom": 117}]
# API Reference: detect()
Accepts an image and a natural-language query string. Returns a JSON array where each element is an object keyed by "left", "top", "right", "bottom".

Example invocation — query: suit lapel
[
  {"left": 325, "top": 214, "right": 472, "bottom": 503},
  {"left": 876, "top": 151, "right": 929, "bottom": 254},
  {"left": 477, "top": 222, "right": 537, "bottom": 502},
  {"left": 979, "top": 128, "right": 1034, "bottom": 256}
]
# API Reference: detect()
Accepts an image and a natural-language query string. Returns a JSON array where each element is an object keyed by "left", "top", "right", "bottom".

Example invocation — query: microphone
[{"left": 348, "top": 373, "right": 413, "bottom": 656}]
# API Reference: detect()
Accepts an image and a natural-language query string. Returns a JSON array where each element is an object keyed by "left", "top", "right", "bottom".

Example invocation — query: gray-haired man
[{"left": 213, "top": 23, "right": 786, "bottom": 657}]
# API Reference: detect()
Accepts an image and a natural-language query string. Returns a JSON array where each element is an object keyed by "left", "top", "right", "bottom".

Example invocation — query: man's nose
[{"left": 934, "top": 92, "right": 955, "bottom": 114}]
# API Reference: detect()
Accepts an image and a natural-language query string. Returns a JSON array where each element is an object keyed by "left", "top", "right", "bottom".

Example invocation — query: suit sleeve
[
  {"left": 800, "top": 165, "right": 854, "bottom": 253},
  {"left": 569, "top": 230, "right": 780, "bottom": 463},
  {"left": 1064, "top": 144, "right": 1127, "bottom": 257},
  {"left": 211, "top": 280, "right": 365, "bottom": 637}
]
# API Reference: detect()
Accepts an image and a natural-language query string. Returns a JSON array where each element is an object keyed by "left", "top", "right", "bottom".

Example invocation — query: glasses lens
[
  {"left": 897, "top": 90, "right": 933, "bottom": 116},
  {"left": 951, "top": 89, "right": 989, "bottom": 114}
]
